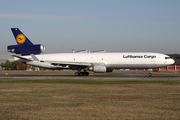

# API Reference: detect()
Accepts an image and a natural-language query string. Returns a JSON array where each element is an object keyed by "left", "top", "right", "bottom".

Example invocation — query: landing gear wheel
[
  {"left": 80, "top": 72, "right": 84, "bottom": 76},
  {"left": 74, "top": 72, "right": 89, "bottom": 76},
  {"left": 75, "top": 72, "right": 80, "bottom": 76},
  {"left": 84, "top": 72, "right": 89, "bottom": 76},
  {"left": 148, "top": 73, "right": 152, "bottom": 77}
]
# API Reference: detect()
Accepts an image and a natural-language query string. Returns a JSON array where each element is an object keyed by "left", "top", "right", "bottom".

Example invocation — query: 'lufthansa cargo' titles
[{"left": 123, "top": 55, "right": 156, "bottom": 59}]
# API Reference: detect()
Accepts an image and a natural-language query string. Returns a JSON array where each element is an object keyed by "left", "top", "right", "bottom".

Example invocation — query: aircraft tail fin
[
  {"left": 7, "top": 28, "right": 45, "bottom": 55},
  {"left": 11, "top": 28, "right": 34, "bottom": 46}
]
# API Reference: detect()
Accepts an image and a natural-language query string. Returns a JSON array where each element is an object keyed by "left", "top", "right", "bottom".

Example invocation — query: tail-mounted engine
[{"left": 7, "top": 44, "right": 45, "bottom": 55}]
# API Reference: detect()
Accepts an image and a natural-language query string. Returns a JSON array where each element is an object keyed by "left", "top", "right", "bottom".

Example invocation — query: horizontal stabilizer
[{"left": 12, "top": 55, "right": 32, "bottom": 61}]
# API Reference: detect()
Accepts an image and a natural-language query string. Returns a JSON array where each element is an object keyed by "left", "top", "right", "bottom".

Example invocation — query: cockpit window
[{"left": 165, "top": 57, "right": 171, "bottom": 59}]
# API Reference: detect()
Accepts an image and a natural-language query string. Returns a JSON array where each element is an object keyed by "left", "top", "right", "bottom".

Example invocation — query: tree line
[
  {"left": 167, "top": 54, "right": 180, "bottom": 59},
  {"left": 0, "top": 60, "right": 27, "bottom": 70}
]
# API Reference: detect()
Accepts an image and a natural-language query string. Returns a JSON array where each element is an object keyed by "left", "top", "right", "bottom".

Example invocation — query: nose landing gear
[
  {"left": 148, "top": 73, "right": 152, "bottom": 77},
  {"left": 148, "top": 69, "right": 152, "bottom": 77}
]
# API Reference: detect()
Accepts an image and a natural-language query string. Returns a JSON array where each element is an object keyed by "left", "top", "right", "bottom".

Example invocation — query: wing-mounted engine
[
  {"left": 89, "top": 64, "right": 107, "bottom": 73},
  {"left": 7, "top": 44, "right": 45, "bottom": 55}
]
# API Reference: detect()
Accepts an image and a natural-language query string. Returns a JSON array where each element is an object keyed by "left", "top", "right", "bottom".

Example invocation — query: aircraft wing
[
  {"left": 50, "top": 61, "right": 92, "bottom": 67},
  {"left": 13, "top": 54, "right": 92, "bottom": 67}
]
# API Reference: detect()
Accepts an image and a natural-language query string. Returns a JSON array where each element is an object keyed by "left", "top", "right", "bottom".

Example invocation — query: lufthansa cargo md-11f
[{"left": 7, "top": 28, "right": 174, "bottom": 76}]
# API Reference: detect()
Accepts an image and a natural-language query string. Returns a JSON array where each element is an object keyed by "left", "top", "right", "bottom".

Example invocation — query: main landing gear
[
  {"left": 75, "top": 72, "right": 89, "bottom": 76},
  {"left": 74, "top": 67, "right": 89, "bottom": 76}
]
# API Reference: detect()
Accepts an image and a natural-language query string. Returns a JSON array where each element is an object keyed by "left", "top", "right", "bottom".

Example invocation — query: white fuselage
[{"left": 16, "top": 52, "right": 174, "bottom": 70}]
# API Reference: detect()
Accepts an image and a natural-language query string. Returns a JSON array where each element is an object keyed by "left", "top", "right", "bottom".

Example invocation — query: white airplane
[{"left": 8, "top": 28, "right": 175, "bottom": 76}]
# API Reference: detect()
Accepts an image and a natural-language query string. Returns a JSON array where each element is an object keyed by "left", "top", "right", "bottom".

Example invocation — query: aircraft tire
[
  {"left": 75, "top": 72, "right": 80, "bottom": 76},
  {"left": 80, "top": 72, "right": 84, "bottom": 76},
  {"left": 85, "top": 72, "right": 89, "bottom": 76},
  {"left": 148, "top": 73, "right": 152, "bottom": 77},
  {"left": 75, "top": 72, "right": 89, "bottom": 76}
]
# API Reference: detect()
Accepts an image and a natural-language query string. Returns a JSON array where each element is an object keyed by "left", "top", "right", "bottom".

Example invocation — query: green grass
[{"left": 1, "top": 71, "right": 180, "bottom": 119}]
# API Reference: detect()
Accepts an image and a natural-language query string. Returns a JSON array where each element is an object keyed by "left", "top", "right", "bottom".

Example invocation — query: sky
[{"left": 0, "top": 0, "right": 180, "bottom": 54}]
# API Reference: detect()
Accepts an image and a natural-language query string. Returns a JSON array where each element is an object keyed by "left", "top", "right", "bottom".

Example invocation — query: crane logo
[{"left": 16, "top": 34, "right": 26, "bottom": 44}]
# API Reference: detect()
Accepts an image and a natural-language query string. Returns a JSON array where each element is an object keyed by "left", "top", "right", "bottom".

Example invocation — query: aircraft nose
[
  {"left": 168, "top": 59, "right": 175, "bottom": 65},
  {"left": 165, "top": 59, "right": 175, "bottom": 65},
  {"left": 171, "top": 59, "right": 175, "bottom": 64}
]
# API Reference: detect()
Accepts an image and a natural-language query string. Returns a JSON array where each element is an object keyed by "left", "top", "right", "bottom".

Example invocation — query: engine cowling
[
  {"left": 89, "top": 64, "right": 107, "bottom": 73},
  {"left": 8, "top": 44, "right": 45, "bottom": 55}
]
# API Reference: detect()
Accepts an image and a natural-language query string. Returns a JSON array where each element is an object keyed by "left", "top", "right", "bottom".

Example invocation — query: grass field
[{"left": 0, "top": 78, "right": 180, "bottom": 120}]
